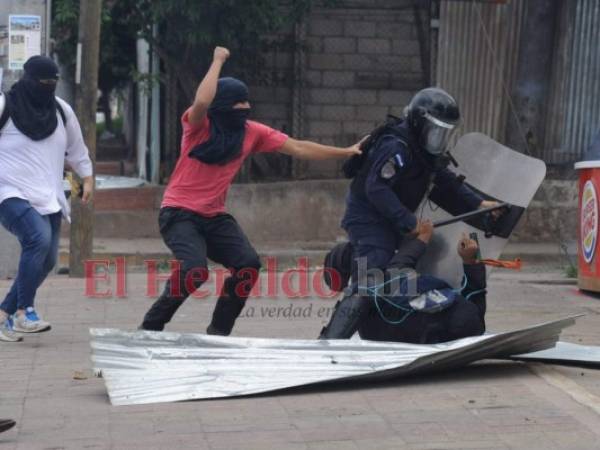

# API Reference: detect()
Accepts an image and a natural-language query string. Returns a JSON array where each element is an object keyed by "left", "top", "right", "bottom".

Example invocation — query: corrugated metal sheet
[
  {"left": 545, "top": 0, "right": 600, "bottom": 164},
  {"left": 438, "top": 0, "right": 600, "bottom": 164},
  {"left": 513, "top": 341, "right": 600, "bottom": 366},
  {"left": 91, "top": 316, "right": 577, "bottom": 406},
  {"left": 437, "top": 0, "right": 525, "bottom": 145}
]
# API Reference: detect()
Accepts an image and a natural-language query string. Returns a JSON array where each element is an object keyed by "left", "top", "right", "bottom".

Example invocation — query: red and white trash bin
[{"left": 576, "top": 132, "right": 600, "bottom": 291}]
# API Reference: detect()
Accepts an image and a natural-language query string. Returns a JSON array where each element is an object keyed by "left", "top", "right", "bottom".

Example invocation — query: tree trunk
[{"left": 70, "top": 0, "right": 102, "bottom": 278}]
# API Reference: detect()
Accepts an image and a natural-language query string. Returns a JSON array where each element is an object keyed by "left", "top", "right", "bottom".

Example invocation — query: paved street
[{"left": 2, "top": 264, "right": 600, "bottom": 449}]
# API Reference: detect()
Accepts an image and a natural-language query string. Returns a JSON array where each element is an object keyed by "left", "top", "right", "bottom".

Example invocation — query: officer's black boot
[{"left": 319, "top": 293, "right": 370, "bottom": 339}]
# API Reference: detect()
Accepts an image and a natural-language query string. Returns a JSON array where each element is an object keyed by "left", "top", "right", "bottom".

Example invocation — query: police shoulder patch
[{"left": 380, "top": 158, "right": 396, "bottom": 179}]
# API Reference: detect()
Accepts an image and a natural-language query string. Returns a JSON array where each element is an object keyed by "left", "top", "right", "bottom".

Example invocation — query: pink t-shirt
[{"left": 161, "top": 109, "right": 289, "bottom": 217}]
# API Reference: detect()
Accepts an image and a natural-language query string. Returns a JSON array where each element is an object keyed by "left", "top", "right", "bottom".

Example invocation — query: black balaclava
[
  {"left": 188, "top": 77, "right": 250, "bottom": 165},
  {"left": 7, "top": 55, "right": 59, "bottom": 141}
]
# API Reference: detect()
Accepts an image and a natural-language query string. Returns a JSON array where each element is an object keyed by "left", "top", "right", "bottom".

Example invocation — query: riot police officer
[{"left": 320, "top": 87, "right": 496, "bottom": 339}]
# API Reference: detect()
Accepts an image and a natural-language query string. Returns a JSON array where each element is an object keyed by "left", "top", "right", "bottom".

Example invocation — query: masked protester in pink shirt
[{"left": 139, "top": 46, "right": 361, "bottom": 335}]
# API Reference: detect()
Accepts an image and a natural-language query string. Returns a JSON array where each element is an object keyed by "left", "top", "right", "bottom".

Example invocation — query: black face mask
[
  {"left": 188, "top": 77, "right": 251, "bottom": 165},
  {"left": 211, "top": 108, "right": 250, "bottom": 130},
  {"left": 22, "top": 74, "right": 57, "bottom": 105},
  {"left": 6, "top": 56, "right": 60, "bottom": 141}
]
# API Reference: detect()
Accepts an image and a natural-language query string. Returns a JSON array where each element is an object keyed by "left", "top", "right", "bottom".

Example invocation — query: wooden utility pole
[{"left": 69, "top": 0, "right": 102, "bottom": 277}]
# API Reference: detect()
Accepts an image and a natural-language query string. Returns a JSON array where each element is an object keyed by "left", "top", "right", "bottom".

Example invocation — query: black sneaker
[
  {"left": 0, "top": 419, "right": 16, "bottom": 433},
  {"left": 206, "top": 324, "right": 228, "bottom": 336}
]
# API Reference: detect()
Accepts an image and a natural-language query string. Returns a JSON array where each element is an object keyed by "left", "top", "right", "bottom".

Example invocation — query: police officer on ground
[
  {"left": 362, "top": 224, "right": 487, "bottom": 344},
  {"left": 320, "top": 87, "right": 498, "bottom": 339}
]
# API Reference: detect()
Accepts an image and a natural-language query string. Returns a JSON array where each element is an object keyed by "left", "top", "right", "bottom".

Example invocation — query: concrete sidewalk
[{"left": 1, "top": 268, "right": 599, "bottom": 449}]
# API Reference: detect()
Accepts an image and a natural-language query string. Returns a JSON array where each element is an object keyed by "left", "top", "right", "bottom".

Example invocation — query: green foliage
[
  {"left": 51, "top": 0, "right": 78, "bottom": 66},
  {"left": 52, "top": 0, "right": 137, "bottom": 93},
  {"left": 564, "top": 264, "right": 578, "bottom": 279},
  {"left": 128, "top": 0, "right": 314, "bottom": 94},
  {"left": 53, "top": 0, "right": 315, "bottom": 98}
]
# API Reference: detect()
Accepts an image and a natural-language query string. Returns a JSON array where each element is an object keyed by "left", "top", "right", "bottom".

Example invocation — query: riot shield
[{"left": 416, "top": 132, "right": 546, "bottom": 286}]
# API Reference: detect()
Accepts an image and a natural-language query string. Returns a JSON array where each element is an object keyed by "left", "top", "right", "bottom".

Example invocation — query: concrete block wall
[
  {"left": 249, "top": 85, "right": 293, "bottom": 135},
  {"left": 297, "top": 1, "right": 424, "bottom": 179},
  {"left": 247, "top": 0, "right": 426, "bottom": 180},
  {"left": 510, "top": 179, "right": 578, "bottom": 244},
  {"left": 79, "top": 179, "right": 578, "bottom": 247},
  {"left": 229, "top": 179, "right": 578, "bottom": 247}
]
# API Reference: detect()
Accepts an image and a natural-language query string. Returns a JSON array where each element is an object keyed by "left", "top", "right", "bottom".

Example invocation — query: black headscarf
[
  {"left": 188, "top": 77, "right": 250, "bottom": 165},
  {"left": 7, "top": 55, "right": 59, "bottom": 141}
]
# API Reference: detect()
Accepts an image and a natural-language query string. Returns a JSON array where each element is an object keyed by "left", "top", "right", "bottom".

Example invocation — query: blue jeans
[{"left": 0, "top": 198, "right": 61, "bottom": 315}]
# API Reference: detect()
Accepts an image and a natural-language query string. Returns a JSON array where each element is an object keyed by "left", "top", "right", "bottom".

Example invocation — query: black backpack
[
  {"left": 0, "top": 92, "right": 67, "bottom": 135},
  {"left": 342, "top": 115, "right": 408, "bottom": 178}
]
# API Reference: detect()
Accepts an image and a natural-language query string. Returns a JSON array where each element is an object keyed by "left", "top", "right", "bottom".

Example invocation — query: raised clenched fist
[
  {"left": 213, "top": 46, "right": 230, "bottom": 63},
  {"left": 457, "top": 232, "right": 479, "bottom": 264}
]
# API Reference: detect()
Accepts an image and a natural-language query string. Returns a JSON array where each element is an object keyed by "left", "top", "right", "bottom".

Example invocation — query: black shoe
[
  {"left": 209, "top": 297, "right": 246, "bottom": 336},
  {"left": 319, "top": 294, "right": 370, "bottom": 339},
  {"left": 138, "top": 322, "right": 164, "bottom": 331},
  {"left": 0, "top": 419, "right": 16, "bottom": 433},
  {"left": 206, "top": 324, "right": 229, "bottom": 336},
  {"left": 140, "top": 288, "right": 184, "bottom": 332}
]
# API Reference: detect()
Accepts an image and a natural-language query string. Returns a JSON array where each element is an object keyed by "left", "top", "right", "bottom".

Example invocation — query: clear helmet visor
[{"left": 422, "top": 113, "right": 457, "bottom": 155}]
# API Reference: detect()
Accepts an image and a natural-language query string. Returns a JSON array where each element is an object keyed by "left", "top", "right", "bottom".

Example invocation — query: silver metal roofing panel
[
  {"left": 512, "top": 341, "right": 600, "bottom": 366},
  {"left": 91, "top": 316, "right": 576, "bottom": 406}
]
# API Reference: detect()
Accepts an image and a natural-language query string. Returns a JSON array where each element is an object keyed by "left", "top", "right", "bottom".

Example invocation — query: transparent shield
[{"left": 416, "top": 132, "right": 547, "bottom": 287}]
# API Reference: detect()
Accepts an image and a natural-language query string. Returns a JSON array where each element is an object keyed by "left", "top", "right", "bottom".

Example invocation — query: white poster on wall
[{"left": 8, "top": 15, "right": 41, "bottom": 70}]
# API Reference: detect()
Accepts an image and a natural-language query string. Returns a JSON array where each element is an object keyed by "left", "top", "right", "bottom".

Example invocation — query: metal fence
[
  {"left": 436, "top": 0, "right": 600, "bottom": 166},
  {"left": 435, "top": 0, "right": 524, "bottom": 148},
  {"left": 544, "top": 0, "right": 600, "bottom": 164}
]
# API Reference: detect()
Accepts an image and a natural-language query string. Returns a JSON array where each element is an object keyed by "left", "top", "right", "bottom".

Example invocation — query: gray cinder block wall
[
  {"left": 249, "top": 0, "right": 424, "bottom": 180},
  {"left": 82, "top": 179, "right": 577, "bottom": 247},
  {"left": 230, "top": 180, "right": 578, "bottom": 246}
]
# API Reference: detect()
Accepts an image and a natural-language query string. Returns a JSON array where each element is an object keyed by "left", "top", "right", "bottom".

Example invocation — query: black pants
[{"left": 141, "top": 207, "right": 261, "bottom": 333}]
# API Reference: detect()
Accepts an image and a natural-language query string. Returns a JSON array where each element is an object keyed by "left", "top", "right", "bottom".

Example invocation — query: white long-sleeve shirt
[{"left": 0, "top": 97, "right": 93, "bottom": 220}]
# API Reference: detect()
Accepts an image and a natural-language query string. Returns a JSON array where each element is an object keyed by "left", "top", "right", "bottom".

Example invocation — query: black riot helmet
[{"left": 405, "top": 87, "right": 460, "bottom": 156}]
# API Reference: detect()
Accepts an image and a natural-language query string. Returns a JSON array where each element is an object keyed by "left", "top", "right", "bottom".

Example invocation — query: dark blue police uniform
[{"left": 342, "top": 121, "right": 482, "bottom": 278}]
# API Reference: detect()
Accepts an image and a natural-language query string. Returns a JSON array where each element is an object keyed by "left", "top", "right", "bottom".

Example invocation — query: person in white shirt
[{"left": 0, "top": 56, "right": 93, "bottom": 342}]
